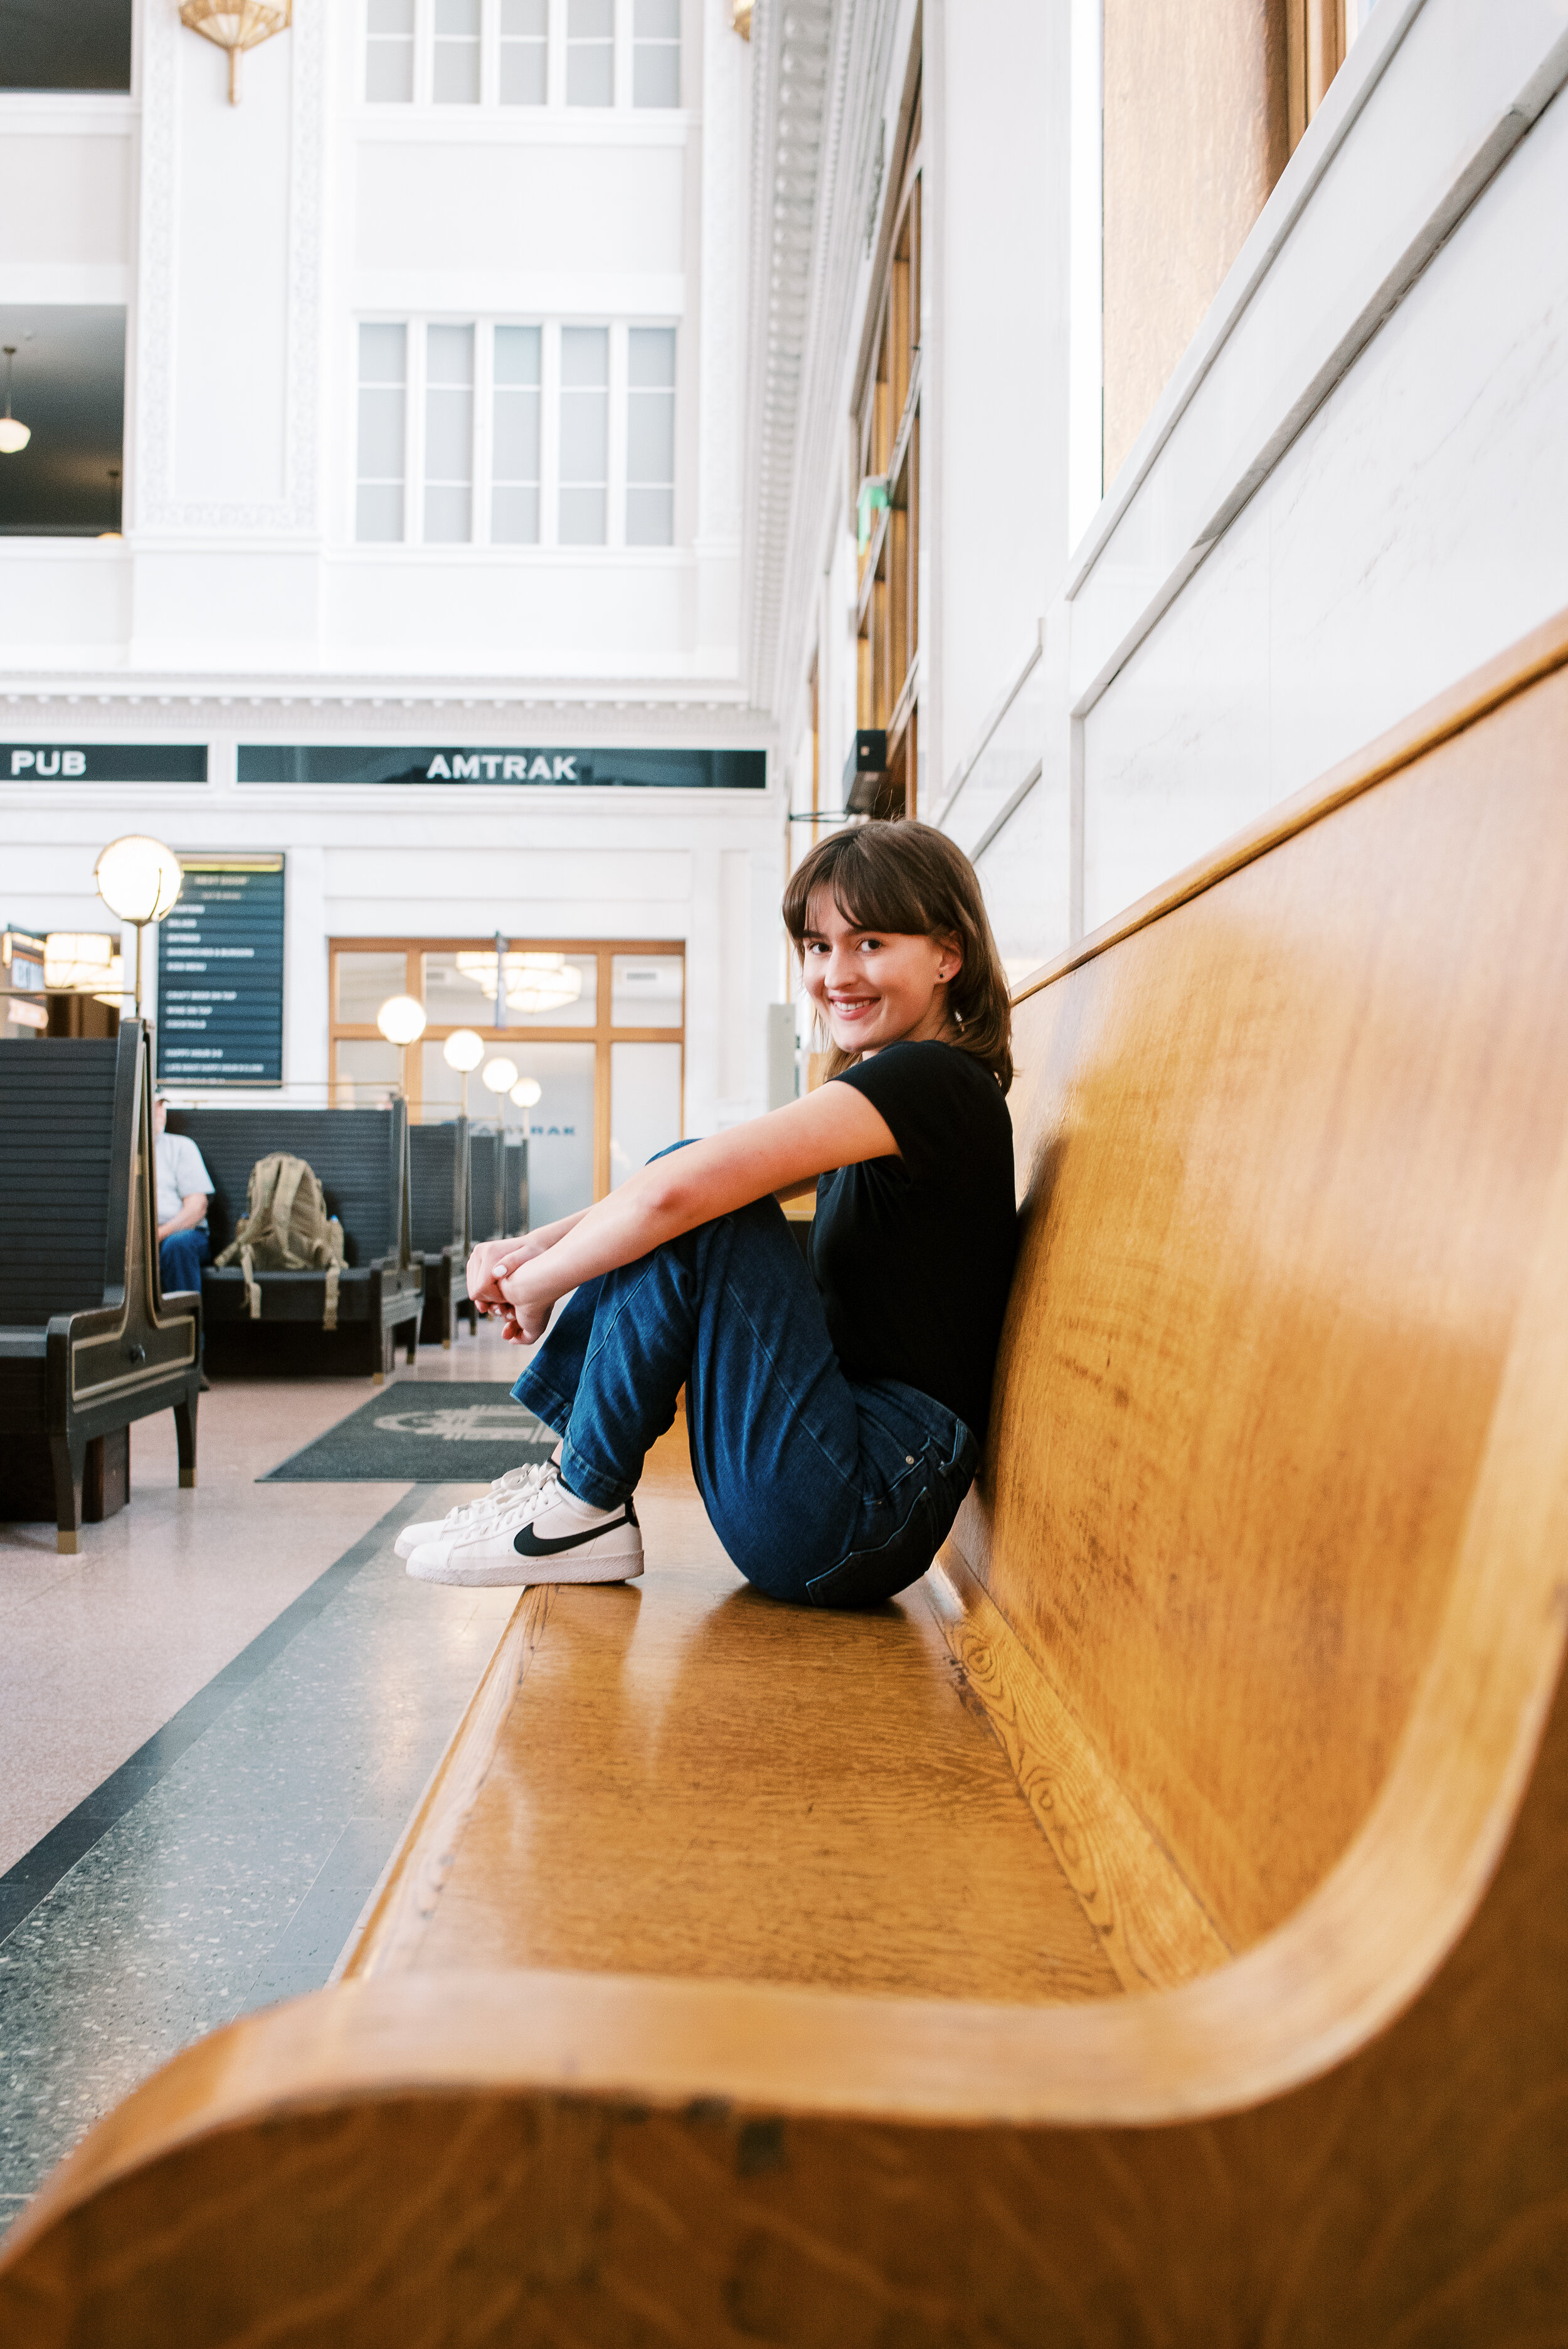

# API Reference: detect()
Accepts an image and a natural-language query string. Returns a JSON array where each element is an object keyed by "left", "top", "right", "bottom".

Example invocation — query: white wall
[
  {"left": 936, "top": 0, "right": 1568, "bottom": 982},
  {"left": 0, "top": 0, "right": 775, "bottom": 1141}
]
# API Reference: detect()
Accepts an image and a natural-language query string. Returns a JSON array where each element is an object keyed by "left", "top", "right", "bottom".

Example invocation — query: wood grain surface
[
  {"left": 4, "top": 613, "right": 1568, "bottom": 2342},
  {"left": 354, "top": 1422, "right": 1120, "bottom": 2003}
]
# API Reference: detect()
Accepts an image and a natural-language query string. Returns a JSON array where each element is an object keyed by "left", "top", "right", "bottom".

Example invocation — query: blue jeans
[
  {"left": 159, "top": 1221, "right": 210, "bottom": 1297},
  {"left": 512, "top": 1184, "right": 977, "bottom": 1610}
]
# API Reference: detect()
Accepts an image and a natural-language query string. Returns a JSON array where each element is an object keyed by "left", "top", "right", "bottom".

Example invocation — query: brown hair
[{"left": 781, "top": 820, "right": 1013, "bottom": 1092}]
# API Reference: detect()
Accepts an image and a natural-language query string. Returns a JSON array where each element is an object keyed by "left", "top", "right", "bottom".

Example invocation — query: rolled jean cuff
[
  {"left": 510, "top": 1364, "right": 573, "bottom": 1440},
  {"left": 557, "top": 1438, "right": 630, "bottom": 1512}
]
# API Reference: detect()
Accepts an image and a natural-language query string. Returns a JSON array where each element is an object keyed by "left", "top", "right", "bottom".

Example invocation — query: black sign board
[
  {"left": 3, "top": 743, "right": 208, "bottom": 782},
  {"left": 238, "top": 745, "right": 766, "bottom": 789},
  {"left": 157, "top": 857, "right": 285, "bottom": 1087}
]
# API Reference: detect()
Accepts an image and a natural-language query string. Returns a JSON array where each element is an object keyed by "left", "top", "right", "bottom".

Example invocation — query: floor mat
[{"left": 260, "top": 1383, "right": 554, "bottom": 1482}]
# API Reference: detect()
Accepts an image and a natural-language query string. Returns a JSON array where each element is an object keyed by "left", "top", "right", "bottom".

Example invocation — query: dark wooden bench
[
  {"left": 0, "top": 1022, "right": 199, "bottom": 1555},
  {"left": 166, "top": 1106, "right": 422, "bottom": 1382},
  {"left": 457, "top": 1127, "right": 503, "bottom": 1335},
  {"left": 6, "top": 614, "right": 1568, "bottom": 2340},
  {"left": 409, "top": 1118, "right": 470, "bottom": 1349},
  {"left": 501, "top": 1134, "right": 529, "bottom": 1234}
]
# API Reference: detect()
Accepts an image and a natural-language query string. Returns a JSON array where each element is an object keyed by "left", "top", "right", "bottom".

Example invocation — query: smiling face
[{"left": 799, "top": 888, "right": 961, "bottom": 1058}]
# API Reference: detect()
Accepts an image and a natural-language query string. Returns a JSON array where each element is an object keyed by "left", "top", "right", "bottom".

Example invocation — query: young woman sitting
[{"left": 399, "top": 821, "right": 1018, "bottom": 1611}]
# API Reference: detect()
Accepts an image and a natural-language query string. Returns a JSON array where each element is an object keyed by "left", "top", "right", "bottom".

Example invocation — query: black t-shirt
[{"left": 809, "top": 1040, "right": 1017, "bottom": 1440}]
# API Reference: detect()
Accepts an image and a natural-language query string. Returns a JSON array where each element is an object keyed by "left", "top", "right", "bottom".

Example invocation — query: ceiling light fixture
[{"left": 0, "top": 347, "right": 30, "bottom": 456}]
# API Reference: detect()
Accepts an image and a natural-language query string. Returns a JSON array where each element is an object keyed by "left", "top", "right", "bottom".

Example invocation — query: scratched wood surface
[{"left": 4, "top": 610, "right": 1568, "bottom": 2342}]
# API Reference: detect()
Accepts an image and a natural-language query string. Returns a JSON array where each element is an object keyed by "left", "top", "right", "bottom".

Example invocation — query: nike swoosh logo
[{"left": 514, "top": 1512, "right": 633, "bottom": 1557}]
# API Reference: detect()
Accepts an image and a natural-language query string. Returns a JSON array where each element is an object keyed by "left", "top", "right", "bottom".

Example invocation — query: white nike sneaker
[
  {"left": 393, "top": 1459, "right": 556, "bottom": 1560},
  {"left": 406, "top": 1472, "right": 644, "bottom": 1588}
]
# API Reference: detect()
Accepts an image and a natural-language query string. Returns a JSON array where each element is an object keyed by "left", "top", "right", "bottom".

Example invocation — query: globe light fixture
[
  {"left": 509, "top": 1077, "right": 542, "bottom": 1110},
  {"left": 94, "top": 834, "right": 183, "bottom": 1015},
  {"left": 179, "top": 0, "right": 292, "bottom": 104},
  {"left": 442, "top": 1026, "right": 485, "bottom": 1113},
  {"left": 376, "top": 992, "right": 426, "bottom": 1104},
  {"left": 481, "top": 1056, "right": 519, "bottom": 1097},
  {"left": 376, "top": 995, "right": 426, "bottom": 1046},
  {"left": 0, "top": 347, "right": 29, "bottom": 457}
]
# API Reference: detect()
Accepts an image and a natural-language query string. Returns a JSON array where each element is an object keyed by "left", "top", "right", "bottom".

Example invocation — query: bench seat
[
  {"left": 344, "top": 1423, "right": 1122, "bottom": 2005},
  {"left": 198, "top": 1265, "right": 418, "bottom": 1326}
]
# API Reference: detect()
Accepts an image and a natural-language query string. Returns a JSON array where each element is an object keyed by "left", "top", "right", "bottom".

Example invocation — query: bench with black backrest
[
  {"left": 8, "top": 616, "right": 1568, "bottom": 2341},
  {"left": 0, "top": 1022, "right": 199, "bottom": 1554},
  {"left": 409, "top": 1116, "right": 470, "bottom": 1349},
  {"left": 167, "top": 1105, "right": 421, "bottom": 1381},
  {"left": 457, "top": 1125, "right": 504, "bottom": 1335},
  {"left": 501, "top": 1133, "right": 529, "bottom": 1237}
]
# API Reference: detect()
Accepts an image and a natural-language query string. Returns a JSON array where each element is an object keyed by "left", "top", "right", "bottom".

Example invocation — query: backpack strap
[
  {"left": 240, "top": 1241, "right": 260, "bottom": 1321},
  {"left": 322, "top": 1258, "right": 340, "bottom": 1333},
  {"left": 271, "top": 1157, "right": 309, "bottom": 1267}
]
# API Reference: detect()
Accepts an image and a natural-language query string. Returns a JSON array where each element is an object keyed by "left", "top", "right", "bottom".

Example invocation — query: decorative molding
[
  {"left": 739, "top": 0, "right": 904, "bottom": 720},
  {"left": 135, "top": 0, "right": 324, "bottom": 535}
]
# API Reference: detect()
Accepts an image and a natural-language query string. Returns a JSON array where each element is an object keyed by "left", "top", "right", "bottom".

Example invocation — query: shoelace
[
  {"left": 441, "top": 1460, "right": 549, "bottom": 1530},
  {"left": 481, "top": 1463, "right": 563, "bottom": 1539}
]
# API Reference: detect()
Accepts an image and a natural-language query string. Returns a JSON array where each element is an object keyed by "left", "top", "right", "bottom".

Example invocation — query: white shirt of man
[{"left": 156, "top": 1130, "right": 214, "bottom": 1227}]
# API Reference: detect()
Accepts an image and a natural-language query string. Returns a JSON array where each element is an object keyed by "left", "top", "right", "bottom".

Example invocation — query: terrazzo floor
[{"left": 0, "top": 1324, "right": 536, "bottom": 2234}]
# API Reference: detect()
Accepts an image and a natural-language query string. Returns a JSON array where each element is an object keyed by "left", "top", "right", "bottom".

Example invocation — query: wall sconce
[{"left": 179, "top": 2, "right": 293, "bottom": 105}]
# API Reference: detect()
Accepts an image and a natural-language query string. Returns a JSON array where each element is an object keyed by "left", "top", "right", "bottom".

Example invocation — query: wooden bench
[
  {"left": 5, "top": 613, "right": 1568, "bottom": 2340},
  {"left": 167, "top": 1105, "right": 422, "bottom": 1382},
  {"left": 0, "top": 1022, "right": 199, "bottom": 1555},
  {"left": 409, "top": 1116, "right": 470, "bottom": 1349}
]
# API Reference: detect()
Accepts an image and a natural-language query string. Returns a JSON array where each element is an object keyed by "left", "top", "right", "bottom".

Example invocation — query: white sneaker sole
[{"left": 405, "top": 1537, "right": 644, "bottom": 1588}]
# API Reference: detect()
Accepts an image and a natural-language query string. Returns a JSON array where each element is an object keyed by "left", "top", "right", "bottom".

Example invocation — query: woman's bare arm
[
  {"left": 498, "top": 1083, "right": 895, "bottom": 1342},
  {"left": 469, "top": 1207, "right": 590, "bottom": 1312}
]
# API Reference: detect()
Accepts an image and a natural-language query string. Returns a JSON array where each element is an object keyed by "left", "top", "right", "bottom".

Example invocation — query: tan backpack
[{"left": 214, "top": 1153, "right": 347, "bottom": 1328}]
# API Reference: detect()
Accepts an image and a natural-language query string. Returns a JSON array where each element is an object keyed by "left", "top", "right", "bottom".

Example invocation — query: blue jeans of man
[
  {"left": 159, "top": 1220, "right": 210, "bottom": 1298},
  {"left": 511, "top": 1185, "right": 977, "bottom": 1610}
]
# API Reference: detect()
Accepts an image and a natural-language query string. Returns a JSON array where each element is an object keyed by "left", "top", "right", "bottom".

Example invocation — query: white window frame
[
  {"left": 352, "top": 315, "right": 679, "bottom": 551},
  {"left": 359, "top": 0, "right": 683, "bottom": 111}
]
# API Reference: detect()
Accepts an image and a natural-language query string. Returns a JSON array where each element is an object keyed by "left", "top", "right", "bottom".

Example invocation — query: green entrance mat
[{"left": 261, "top": 1383, "right": 554, "bottom": 1483}]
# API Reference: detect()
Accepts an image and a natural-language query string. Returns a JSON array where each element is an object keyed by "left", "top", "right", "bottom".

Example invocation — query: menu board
[{"left": 157, "top": 857, "right": 285, "bottom": 1086}]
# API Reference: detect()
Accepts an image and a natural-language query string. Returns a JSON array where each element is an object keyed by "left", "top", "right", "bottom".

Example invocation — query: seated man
[{"left": 152, "top": 1093, "right": 213, "bottom": 1296}]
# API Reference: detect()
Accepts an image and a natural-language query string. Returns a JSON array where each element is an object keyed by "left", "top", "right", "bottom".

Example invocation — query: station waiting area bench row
[
  {"left": 0, "top": 1079, "right": 530, "bottom": 1545},
  {"left": 0, "top": 1024, "right": 201, "bottom": 1553},
  {"left": 4, "top": 615, "right": 1568, "bottom": 2339}
]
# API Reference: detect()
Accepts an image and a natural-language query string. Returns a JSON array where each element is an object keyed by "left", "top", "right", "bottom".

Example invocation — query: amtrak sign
[
  {"left": 425, "top": 751, "right": 582, "bottom": 781},
  {"left": 238, "top": 745, "right": 766, "bottom": 789}
]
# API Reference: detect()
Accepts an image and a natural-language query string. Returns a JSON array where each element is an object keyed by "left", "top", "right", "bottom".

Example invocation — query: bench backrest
[
  {"left": 470, "top": 1130, "right": 501, "bottom": 1243},
  {"left": 408, "top": 1119, "right": 468, "bottom": 1254},
  {"left": 502, "top": 1137, "right": 529, "bottom": 1234},
  {"left": 0, "top": 1035, "right": 130, "bottom": 1325},
  {"left": 166, "top": 1106, "right": 410, "bottom": 1268},
  {"left": 955, "top": 625, "right": 1568, "bottom": 1956}
]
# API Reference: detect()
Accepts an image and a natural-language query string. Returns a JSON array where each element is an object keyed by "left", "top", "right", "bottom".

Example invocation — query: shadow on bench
[
  {"left": 0, "top": 1022, "right": 199, "bottom": 1553},
  {"left": 169, "top": 1104, "right": 423, "bottom": 1382},
  {"left": 6, "top": 613, "right": 1568, "bottom": 2338}
]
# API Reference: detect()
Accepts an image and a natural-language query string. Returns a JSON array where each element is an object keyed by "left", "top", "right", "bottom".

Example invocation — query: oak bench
[
  {"left": 5, "top": 613, "right": 1568, "bottom": 2341},
  {"left": 0, "top": 1022, "right": 199, "bottom": 1554},
  {"left": 168, "top": 1103, "right": 423, "bottom": 1381}
]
